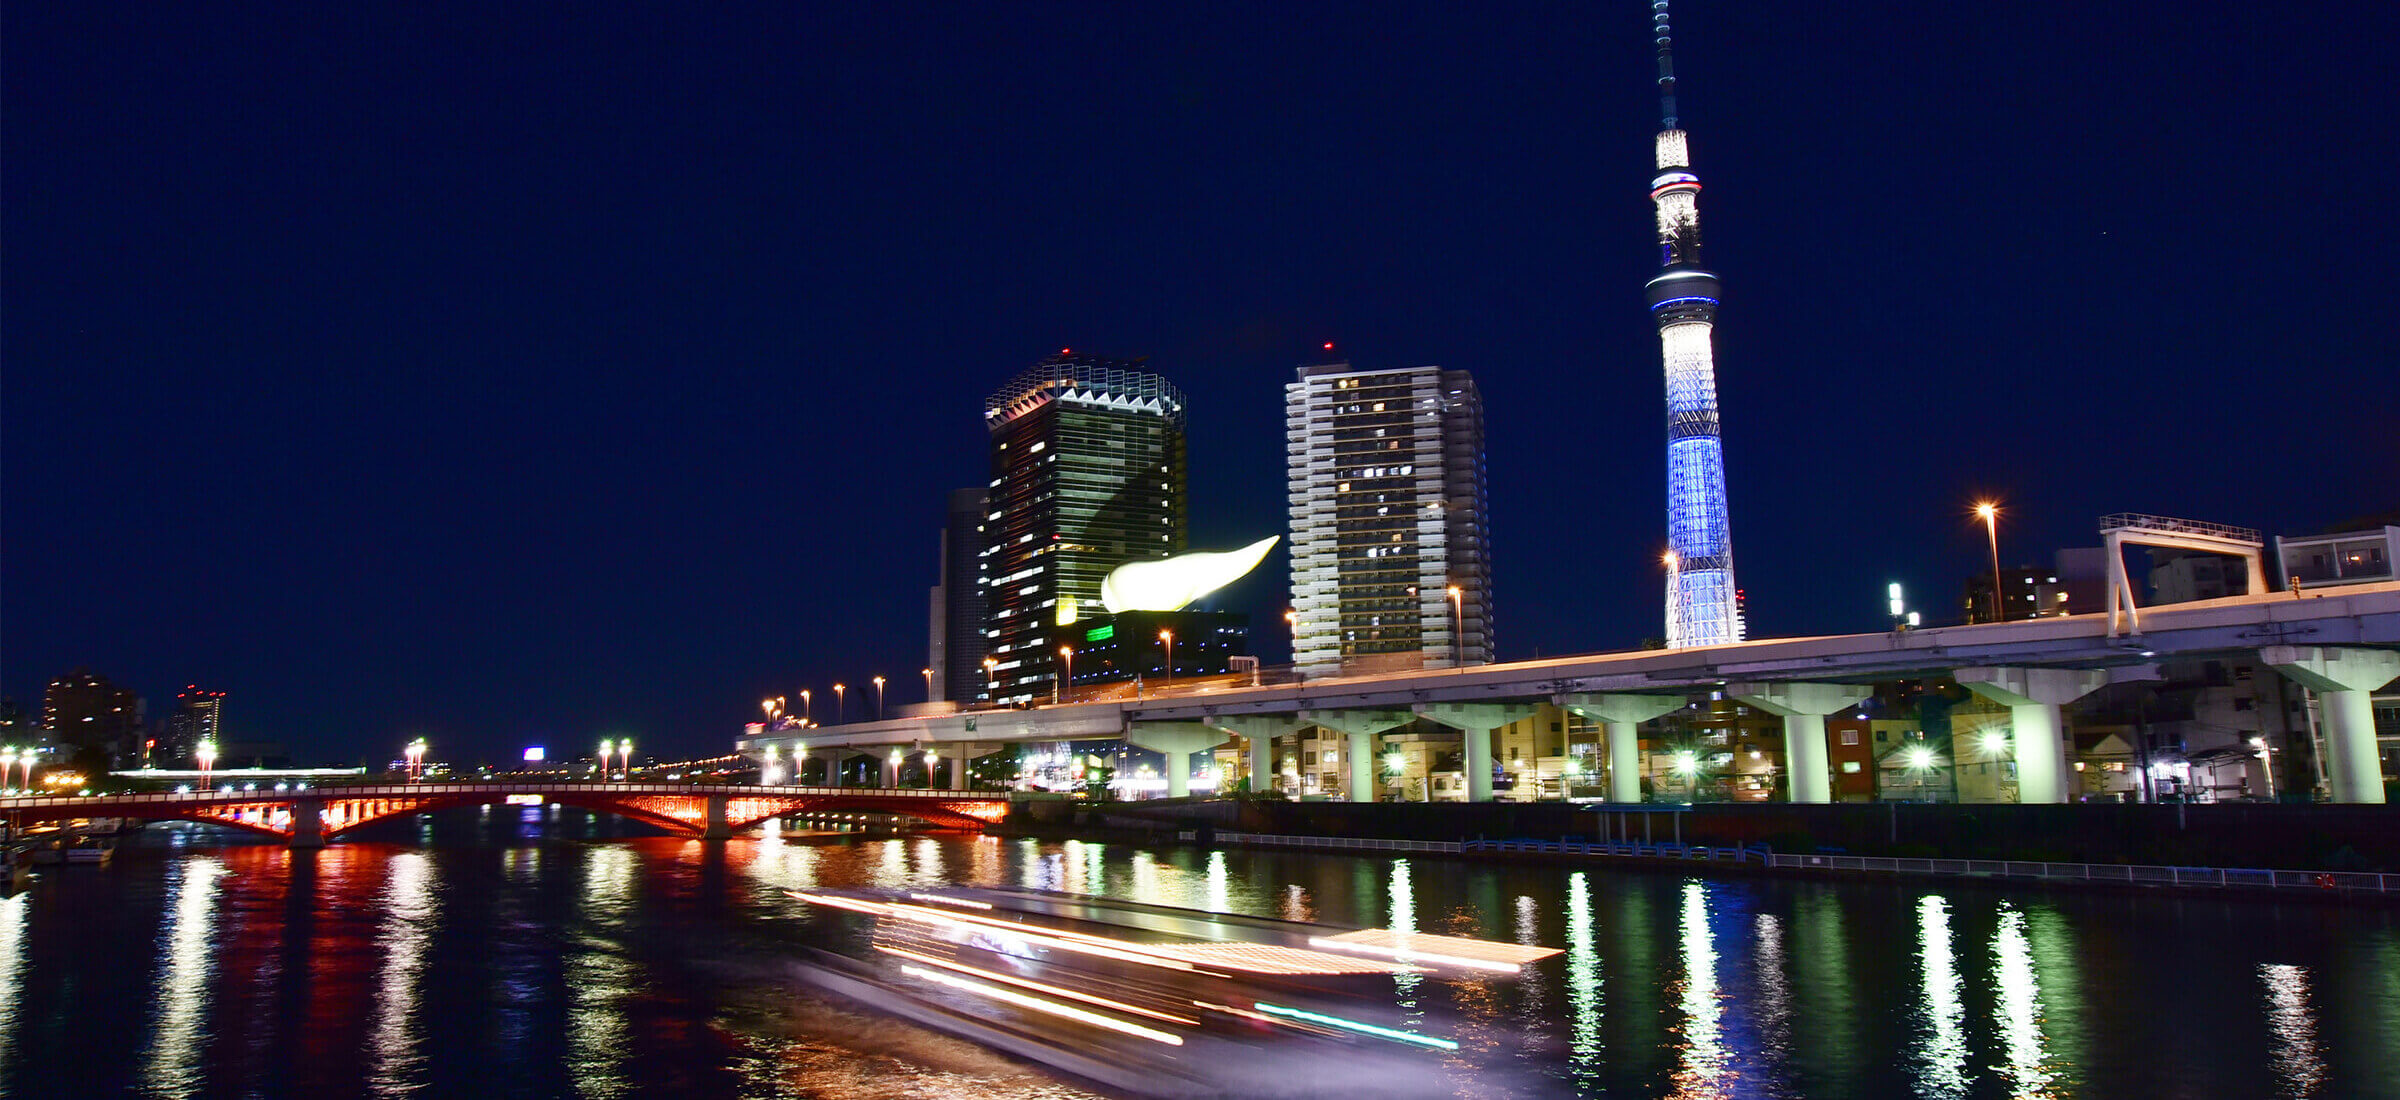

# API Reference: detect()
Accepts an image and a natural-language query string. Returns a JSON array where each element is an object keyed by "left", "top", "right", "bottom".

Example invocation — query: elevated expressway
[{"left": 741, "top": 583, "right": 2400, "bottom": 805}]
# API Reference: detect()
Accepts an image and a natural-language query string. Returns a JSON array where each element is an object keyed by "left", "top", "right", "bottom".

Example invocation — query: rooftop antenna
[{"left": 1652, "top": 0, "right": 1677, "bottom": 129}]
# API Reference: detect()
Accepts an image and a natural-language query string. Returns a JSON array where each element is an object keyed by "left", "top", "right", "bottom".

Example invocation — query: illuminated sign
[
  {"left": 1085, "top": 624, "right": 1115, "bottom": 642},
  {"left": 523, "top": 747, "right": 546, "bottom": 763}
]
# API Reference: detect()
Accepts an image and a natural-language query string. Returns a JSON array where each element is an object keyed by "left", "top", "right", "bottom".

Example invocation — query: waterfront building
[
  {"left": 981, "top": 352, "right": 1188, "bottom": 705},
  {"left": 1645, "top": 1, "right": 1743, "bottom": 649},
  {"left": 1963, "top": 566, "right": 2074, "bottom": 624},
  {"left": 929, "top": 487, "right": 988, "bottom": 703},
  {"left": 163, "top": 685, "right": 225, "bottom": 768},
  {"left": 1285, "top": 354, "right": 1491, "bottom": 679},
  {"left": 2278, "top": 524, "right": 2398, "bottom": 591},
  {"left": 41, "top": 668, "right": 142, "bottom": 760}
]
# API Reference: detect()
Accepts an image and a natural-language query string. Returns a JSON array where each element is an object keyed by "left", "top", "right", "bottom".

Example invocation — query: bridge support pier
[
  {"left": 1726, "top": 683, "right": 1871, "bottom": 804},
  {"left": 1559, "top": 694, "right": 1686, "bottom": 802},
  {"left": 1303, "top": 711, "right": 1414, "bottom": 802},
  {"left": 288, "top": 800, "right": 326, "bottom": 848},
  {"left": 1210, "top": 717, "right": 1304, "bottom": 798},
  {"left": 2265, "top": 646, "right": 2400, "bottom": 804},
  {"left": 1417, "top": 703, "right": 1539, "bottom": 802},
  {"left": 1956, "top": 667, "right": 2110, "bottom": 803},
  {"left": 704, "top": 794, "right": 731, "bottom": 839},
  {"left": 1125, "top": 723, "right": 1225, "bottom": 797}
]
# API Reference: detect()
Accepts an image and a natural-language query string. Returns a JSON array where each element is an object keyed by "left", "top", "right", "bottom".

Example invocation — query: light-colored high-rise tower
[
  {"left": 1286, "top": 354, "right": 1490, "bottom": 679},
  {"left": 1646, "top": 0, "right": 1743, "bottom": 647}
]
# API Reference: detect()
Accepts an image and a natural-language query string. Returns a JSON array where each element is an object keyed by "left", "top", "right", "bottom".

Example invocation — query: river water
[{"left": 3, "top": 808, "right": 2396, "bottom": 1098}]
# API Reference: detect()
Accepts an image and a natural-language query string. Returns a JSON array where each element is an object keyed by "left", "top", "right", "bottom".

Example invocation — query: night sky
[{"left": 7, "top": 2, "right": 2396, "bottom": 766}]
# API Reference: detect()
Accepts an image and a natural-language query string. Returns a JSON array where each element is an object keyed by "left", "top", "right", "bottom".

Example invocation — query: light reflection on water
[
  {"left": 0, "top": 893, "right": 25, "bottom": 1081},
  {"left": 11, "top": 830, "right": 2400, "bottom": 1098},
  {"left": 1914, "top": 895, "right": 1970, "bottom": 1099},
  {"left": 367, "top": 852, "right": 438, "bottom": 1097},
  {"left": 2260, "top": 963, "right": 2328, "bottom": 1096},
  {"left": 139, "top": 855, "right": 225, "bottom": 1099},
  {"left": 568, "top": 845, "right": 638, "bottom": 1098},
  {"left": 1990, "top": 905, "right": 2054, "bottom": 1097},
  {"left": 1669, "top": 881, "right": 1729, "bottom": 1099},
  {"left": 1564, "top": 872, "right": 1602, "bottom": 1079}
]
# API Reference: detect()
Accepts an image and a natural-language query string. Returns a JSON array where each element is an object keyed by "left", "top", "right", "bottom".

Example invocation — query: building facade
[
  {"left": 163, "top": 686, "right": 226, "bottom": 768},
  {"left": 981, "top": 353, "right": 1187, "bottom": 704},
  {"left": 42, "top": 668, "right": 142, "bottom": 761},
  {"left": 1286, "top": 358, "right": 1491, "bottom": 679},
  {"left": 929, "top": 487, "right": 989, "bottom": 703}
]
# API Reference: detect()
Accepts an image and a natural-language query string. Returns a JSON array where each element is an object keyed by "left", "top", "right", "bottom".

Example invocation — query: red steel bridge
[{"left": 0, "top": 783, "right": 1011, "bottom": 846}]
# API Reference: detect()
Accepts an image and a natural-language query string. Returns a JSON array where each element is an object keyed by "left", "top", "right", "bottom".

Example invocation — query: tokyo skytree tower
[{"left": 1644, "top": 0, "right": 1742, "bottom": 647}]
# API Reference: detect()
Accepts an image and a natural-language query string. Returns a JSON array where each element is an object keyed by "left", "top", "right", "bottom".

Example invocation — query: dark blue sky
[{"left": 7, "top": 2, "right": 2396, "bottom": 765}]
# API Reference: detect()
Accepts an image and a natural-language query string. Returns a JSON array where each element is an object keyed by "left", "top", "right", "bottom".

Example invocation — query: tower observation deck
[{"left": 1647, "top": 0, "right": 1742, "bottom": 648}]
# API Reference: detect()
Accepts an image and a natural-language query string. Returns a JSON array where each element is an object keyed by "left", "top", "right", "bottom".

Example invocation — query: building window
[
  {"left": 1840, "top": 729, "right": 1860, "bottom": 746},
  {"left": 1841, "top": 761, "right": 1862, "bottom": 774}
]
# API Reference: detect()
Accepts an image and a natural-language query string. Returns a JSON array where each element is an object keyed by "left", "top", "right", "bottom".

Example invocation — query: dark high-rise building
[
  {"left": 42, "top": 668, "right": 143, "bottom": 760},
  {"left": 1286, "top": 357, "right": 1491, "bottom": 677},
  {"left": 982, "top": 352, "right": 1187, "bottom": 704},
  {"left": 929, "top": 487, "right": 989, "bottom": 703},
  {"left": 164, "top": 685, "right": 226, "bottom": 767}
]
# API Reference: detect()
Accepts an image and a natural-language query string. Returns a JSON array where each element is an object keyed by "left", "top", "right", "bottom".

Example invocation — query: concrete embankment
[{"left": 1003, "top": 797, "right": 2400, "bottom": 874}]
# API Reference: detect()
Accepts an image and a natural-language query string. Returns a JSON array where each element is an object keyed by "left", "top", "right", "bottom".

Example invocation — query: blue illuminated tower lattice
[{"left": 1645, "top": 0, "right": 1742, "bottom": 647}]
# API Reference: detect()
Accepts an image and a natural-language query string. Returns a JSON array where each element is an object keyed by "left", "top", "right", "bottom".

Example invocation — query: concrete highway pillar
[
  {"left": 1212, "top": 716, "right": 1304, "bottom": 797},
  {"left": 1126, "top": 722, "right": 1226, "bottom": 798},
  {"left": 2264, "top": 646, "right": 2400, "bottom": 804},
  {"left": 1955, "top": 667, "right": 2111, "bottom": 803},
  {"left": 1302, "top": 710, "right": 1413, "bottom": 802},
  {"left": 703, "top": 793, "right": 731, "bottom": 839},
  {"left": 288, "top": 800, "right": 326, "bottom": 849},
  {"left": 1558, "top": 694, "right": 1686, "bottom": 803},
  {"left": 1415, "top": 703, "right": 1539, "bottom": 802},
  {"left": 1726, "top": 682, "right": 1872, "bottom": 804}
]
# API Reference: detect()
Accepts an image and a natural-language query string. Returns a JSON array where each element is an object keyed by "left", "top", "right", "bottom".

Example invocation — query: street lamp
[
  {"left": 405, "top": 738, "right": 428, "bottom": 782},
  {"left": 983, "top": 657, "right": 998, "bottom": 699},
  {"left": 1447, "top": 585, "right": 1464, "bottom": 666},
  {"left": 618, "top": 739, "right": 635, "bottom": 780},
  {"left": 1057, "top": 645, "right": 1074, "bottom": 705},
  {"left": 598, "top": 738, "right": 615, "bottom": 780},
  {"left": 1158, "top": 629, "right": 1174, "bottom": 685},
  {"left": 799, "top": 689, "right": 811, "bottom": 725},
  {"left": 197, "top": 739, "right": 219, "bottom": 790},
  {"left": 762, "top": 744, "right": 782, "bottom": 786},
  {"left": 924, "top": 747, "right": 940, "bottom": 789},
  {"left": 1974, "top": 501, "right": 2003, "bottom": 623},
  {"left": 873, "top": 675, "right": 886, "bottom": 720},
  {"left": 921, "top": 667, "right": 934, "bottom": 702},
  {"left": 1, "top": 747, "right": 16, "bottom": 793},
  {"left": 833, "top": 683, "right": 846, "bottom": 725}
]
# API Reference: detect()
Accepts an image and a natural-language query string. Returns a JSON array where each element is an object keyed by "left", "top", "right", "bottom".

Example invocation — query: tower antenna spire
[{"left": 1653, "top": 0, "right": 1677, "bottom": 130}]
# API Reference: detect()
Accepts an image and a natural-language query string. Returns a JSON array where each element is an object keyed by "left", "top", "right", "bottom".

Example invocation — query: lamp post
[
  {"left": 873, "top": 675, "right": 887, "bottom": 720},
  {"left": 983, "top": 657, "right": 998, "bottom": 700},
  {"left": 197, "top": 739, "right": 219, "bottom": 791},
  {"left": 833, "top": 683, "right": 846, "bottom": 725},
  {"left": 618, "top": 739, "right": 634, "bottom": 780},
  {"left": 924, "top": 747, "right": 940, "bottom": 789},
  {"left": 1057, "top": 645, "right": 1074, "bottom": 705},
  {"left": 1974, "top": 501, "right": 2003, "bottom": 623},
  {"left": 1, "top": 747, "right": 16, "bottom": 793},
  {"left": 405, "top": 738, "right": 427, "bottom": 782},
  {"left": 762, "top": 744, "right": 782, "bottom": 786},
  {"left": 921, "top": 667, "right": 934, "bottom": 702},
  {"left": 799, "top": 689, "right": 811, "bottom": 725},
  {"left": 1158, "top": 629, "right": 1174, "bottom": 685},
  {"left": 598, "top": 738, "right": 614, "bottom": 780}
]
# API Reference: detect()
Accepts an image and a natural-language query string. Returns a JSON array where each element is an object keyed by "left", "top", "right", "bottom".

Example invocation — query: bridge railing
[{"left": 0, "top": 783, "right": 1006, "bottom": 811}]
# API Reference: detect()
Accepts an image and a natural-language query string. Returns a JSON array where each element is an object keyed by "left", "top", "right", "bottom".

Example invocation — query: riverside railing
[{"left": 1192, "top": 831, "right": 2394, "bottom": 896}]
